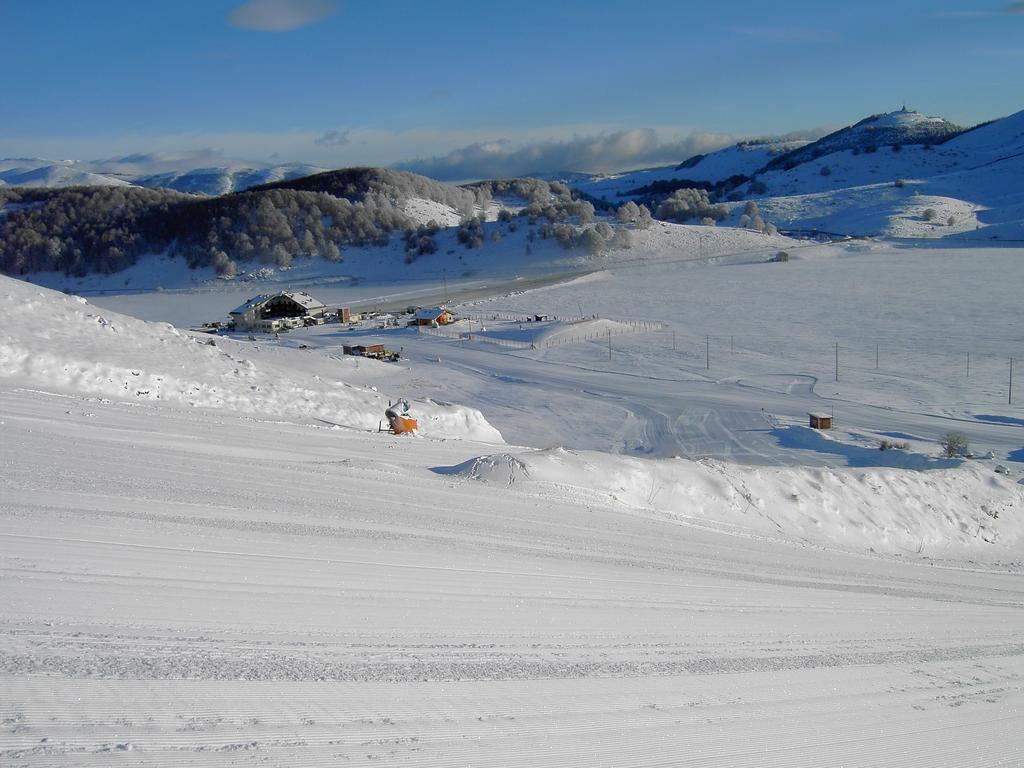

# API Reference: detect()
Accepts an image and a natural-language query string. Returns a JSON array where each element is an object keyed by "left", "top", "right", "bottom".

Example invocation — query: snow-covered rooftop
[
  {"left": 229, "top": 291, "right": 327, "bottom": 316},
  {"left": 415, "top": 306, "right": 450, "bottom": 321}
]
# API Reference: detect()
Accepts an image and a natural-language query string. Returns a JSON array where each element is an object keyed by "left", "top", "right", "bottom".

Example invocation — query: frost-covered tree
[
  {"left": 616, "top": 200, "right": 640, "bottom": 225},
  {"left": 635, "top": 204, "right": 653, "bottom": 230},
  {"left": 655, "top": 189, "right": 728, "bottom": 224},
  {"left": 611, "top": 228, "right": 633, "bottom": 249},
  {"left": 576, "top": 200, "right": 595, "bottom": 224},
  {"left": 578, "top": 227, "right": 606, "bottom": 255},
  {"left": 211, "top": 250, "right": 237, "bottom": 278}
]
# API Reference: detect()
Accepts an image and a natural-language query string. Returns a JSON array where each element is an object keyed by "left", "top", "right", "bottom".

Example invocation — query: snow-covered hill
[
  {"left": 741, "top": 109, "right": 1024, "bottom": 237},
  {"left": 0, "top": 159, "right": 133, "bottom": 188},
  {"left": 762, "top": 108, "right": 962, "bottom": 173},
  {"left": 567, "top": 107, "right": 1023, "bottom": 239},
  {"left": 0, "top": 156, "right": 327, "bottom": 195},
  {"left": 132, "top": 163, "right": 327, "bottom": 195},
  {"left": 0, "top": 275, "right": 502, "bottom": 442},
  {"left": 572, "top": 139, "right": 809, "bottom": 202}
]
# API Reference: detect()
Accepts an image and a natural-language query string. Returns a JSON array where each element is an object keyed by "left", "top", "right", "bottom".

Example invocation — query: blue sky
[{"left": 2, "top": 0, "right": 1022, "bottom": 177}]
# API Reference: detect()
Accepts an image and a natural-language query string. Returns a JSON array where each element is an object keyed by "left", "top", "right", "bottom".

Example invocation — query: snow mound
[
  {"left": 0, "top": 276, "right": 502, "bottom": 443},
  {"left": 439, "top": 447, "right": 1024, "bottom": 557}
]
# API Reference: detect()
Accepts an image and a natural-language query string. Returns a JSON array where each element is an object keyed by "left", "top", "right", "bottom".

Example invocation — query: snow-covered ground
[
  {"left": 3, "top": 214, "right": 1023, "bottom": 765},
  {"left": 2, "top": 376, "right": 1023, "bottom": 766}
]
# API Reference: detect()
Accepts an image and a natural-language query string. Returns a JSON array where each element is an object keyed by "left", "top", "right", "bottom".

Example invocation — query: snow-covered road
[{"left": 2, "top": 387, "right": 1022, "bottom": 766}]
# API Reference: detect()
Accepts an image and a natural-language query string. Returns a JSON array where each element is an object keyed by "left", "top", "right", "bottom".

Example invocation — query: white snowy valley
[
  {"left": 3, "top": 224, "right": 1023, "bottom": 766},
  {"left": 3, "top": 108, "right": 1024, "bottom": 765}
]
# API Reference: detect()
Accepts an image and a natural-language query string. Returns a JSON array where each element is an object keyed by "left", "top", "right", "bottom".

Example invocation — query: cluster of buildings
[{"left": 226, "top": 291, "right": 456, "bottom": 333}]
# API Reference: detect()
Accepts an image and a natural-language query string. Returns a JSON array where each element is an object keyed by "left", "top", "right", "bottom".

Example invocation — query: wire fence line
[
  {"left": 651, "top": 330, "right": 1021, "bottom": 405},
  {"left": 678, "top": 332, "right": 1020, "bottom": 374},
  {"left": 419, "top": 323, "right": 1019, "bottom": 403}
]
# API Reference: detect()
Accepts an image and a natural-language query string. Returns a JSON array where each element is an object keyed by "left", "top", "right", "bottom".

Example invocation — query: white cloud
[
  {"left": 0, "top": 123, "right": 831, "bottom": 179},
  {"left": 228, "top": 0, "right": 337, "bottom": 32},
  {"left": 392, "top": 129, "right": 738, "bottom": 180}
]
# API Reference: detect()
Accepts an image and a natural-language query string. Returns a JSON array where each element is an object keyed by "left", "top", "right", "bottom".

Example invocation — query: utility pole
[
  {"left": 706, "top": 335, "right": 710, "bottom": 370},
  {"left": 967, "top": 351, "right": 970, "bottom": 379},
  {"left": 607, "top": 329, "right": 612, "bottom": 361},
  {"left": 442, "top": 269, "right": 449, "bottom": 304},
  {"left": 1011, "top": 358, "right": 1015, "bottom": 405},
  {"left": 835, "top": 342, "right": 839, "bottom": 382},
  {"left": 672, "top": 330, "right": 676, "bottom": 351}
]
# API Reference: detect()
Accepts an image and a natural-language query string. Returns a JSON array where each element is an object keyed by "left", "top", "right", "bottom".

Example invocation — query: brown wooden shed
[
  {"left": 808, "top": 412, "right": 833, "bottom": 430},
  {"left": 343, "top": 344, "right": 386, "bottom": 356}
]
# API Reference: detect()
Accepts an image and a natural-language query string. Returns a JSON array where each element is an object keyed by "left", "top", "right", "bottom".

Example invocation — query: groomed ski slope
[{"left": 2, "top": 385, "right": 1023, "bottom": 767}]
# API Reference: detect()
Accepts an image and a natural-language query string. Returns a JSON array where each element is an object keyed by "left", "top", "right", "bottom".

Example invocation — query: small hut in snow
[
  {"left": 414, "top": 307, "right": 454, "bottom": 326},
  {"left": 808, "top": 412, "right": 833, "bottom": 430}
]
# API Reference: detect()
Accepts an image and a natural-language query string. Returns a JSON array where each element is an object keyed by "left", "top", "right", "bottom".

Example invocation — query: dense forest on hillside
[
  {"left": 0, "top": 184, "right": 422, "bottom": 277},
  {"left": 0, "top": 170, "right": 476, "bottom": 277},
  {"left": 0, "top": 171, "right": 609, "bottom": 278}
]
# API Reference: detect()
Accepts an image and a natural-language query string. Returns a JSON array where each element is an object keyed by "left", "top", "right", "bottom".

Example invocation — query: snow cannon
[{"left": 385, "top": 399, "right": 418, "bottom": 434}]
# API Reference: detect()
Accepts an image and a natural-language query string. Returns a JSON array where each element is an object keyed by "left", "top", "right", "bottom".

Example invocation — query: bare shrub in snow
[
  {"left": 456, "top": 216, "right": 485, "bottom": 249},
  {"left": 879, "top": 439, "right": 909, "bottom": 451},
  {"left": 939, "top": 431, "right": 969, "bottom": 458},
  {"left": 922, "top": 208, "right": 938, "bottom": 222}
]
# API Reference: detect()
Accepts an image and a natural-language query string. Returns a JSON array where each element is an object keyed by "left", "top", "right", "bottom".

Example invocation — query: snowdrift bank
[
  {"left": 0, "top": 276, "right": 502, "bottom": 443},
  {"left": 439, "top": 448, "right": 1023, "bottom": 557}
]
